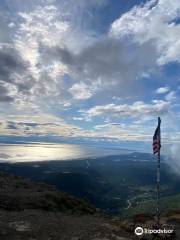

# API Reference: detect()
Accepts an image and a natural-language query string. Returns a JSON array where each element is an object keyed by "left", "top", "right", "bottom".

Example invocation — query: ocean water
[{"left": 0, "top": 143, "right": 131, "bottom": 162}]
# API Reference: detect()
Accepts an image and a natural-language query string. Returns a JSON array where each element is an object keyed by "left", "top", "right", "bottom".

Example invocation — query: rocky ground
[
  {"left": 0, "top": 210, "right": 131, "bottom": 240},
  {"left": 0, "top": 171, "right": 179, "bottom": 240}
]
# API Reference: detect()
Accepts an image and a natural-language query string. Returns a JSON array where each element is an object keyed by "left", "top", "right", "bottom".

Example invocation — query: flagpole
[
  {"left": 156, "top": 150, "right": 160, "bottom": 226},
  {"left": 156, "top": 117, "right": 161, "bottom": 227}
]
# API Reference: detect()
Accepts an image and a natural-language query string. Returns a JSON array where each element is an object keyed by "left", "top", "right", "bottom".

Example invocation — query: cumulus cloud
[
  {"left": 156, "top": 86, "right": 170, "bottom": 94},
  {"left": 80, "top": 100, "right": 170, "bottom": 119},
  {"left": 110, "top": 0, "right": 180, "bottom": 65},
  {"left": 69, "top": 82, "right": 95, "bottom": 100}
]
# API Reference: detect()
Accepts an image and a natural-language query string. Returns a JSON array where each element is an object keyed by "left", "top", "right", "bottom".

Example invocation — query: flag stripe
[{"left": 152, "top": 118, "right": 161, "bottom": 155}]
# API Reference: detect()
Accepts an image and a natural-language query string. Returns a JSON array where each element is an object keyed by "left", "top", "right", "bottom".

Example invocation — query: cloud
[
  {"left": 164, "top": 141, "right": 180, "bottom": 175},
  {"left": 8, "top": 1, "right": 102, "bottom": 106},
  {"left": 93, "top": 122, "right": 153, "bottom": 142},
  {"left": 156, "top": 86, "right": 170, "bottom": 94},
  {"left": 12, "top": 0, "right": 160, "bottom": 106},
  {"left": 2, "top": 0, "right": 177, "bottom": 107},
  {"left": 165, "top": 91, "right": 177, "bottom": 101},
  {"left": 0, "top": 84, "right": 14, "bottom": 102},
  {"left": 72, "top": 117, "right": 84, "bottom": 121},
  {"left": 0, "top": 47, "right": 27, "bottom": 82},
  {"left": 80, "top": 100, "right": 170, "bottom": 119},
  {"left": 0, "top": 114, "right": 84, "bottom": 137},
  {"left": 0, "top": 0, "right": 164, "bottom": 108},
  {"left": 0, "top": 113, "right": 156, "bottom": 143},
  {"left": 1, "top": 110, "right": 179, "bottom": 146},
  {"left": 47, "top": 36, "right": 158, "bottom": 101},
  {"left": 110, "top": 0, "right": 180, "bottom": 65},
  {"left": 0, "top": 45, "right": 35, "bottom": 102},
  {"left": 0, "top": 0, "right": 179, "bottom": 151},
  {"left": 0, "top": 153, "right": 10, "bottom": 159},
  {"left": 69, "top": 82, "right": 94, "bottom": 100},
  {"left": 64, "top": 0, "right": 108, "bottom": 8}
]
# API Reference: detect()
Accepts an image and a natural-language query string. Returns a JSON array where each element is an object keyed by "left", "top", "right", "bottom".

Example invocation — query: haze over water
[{"left": 0, "top": 143, "right": 131, "bottom": 162}]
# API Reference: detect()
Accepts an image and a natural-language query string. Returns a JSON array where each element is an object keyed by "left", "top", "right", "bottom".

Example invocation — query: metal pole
[
  {"left": 156, "top": 150, "right": 160, "bottom": 227},
  {"left": 156, "top": 117, "right": 161, "bottom": 227}
]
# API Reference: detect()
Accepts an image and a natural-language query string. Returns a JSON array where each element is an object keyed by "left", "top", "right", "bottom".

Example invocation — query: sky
[{"left": 0, "top": 0, "right": 180, "bottom": 156}]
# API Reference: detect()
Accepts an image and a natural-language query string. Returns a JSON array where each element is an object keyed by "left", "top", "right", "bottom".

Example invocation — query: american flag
[{"left": 153, "top": 117, "right": 161, "bottom": 155}]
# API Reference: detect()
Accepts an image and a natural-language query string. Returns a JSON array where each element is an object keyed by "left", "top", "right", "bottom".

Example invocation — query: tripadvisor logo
[
  {"left": 135, "top": 227, "right": 143, "bottom": 236},
  {"left": 135, "top": 226, "right": 174, "bottom": 236}
]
